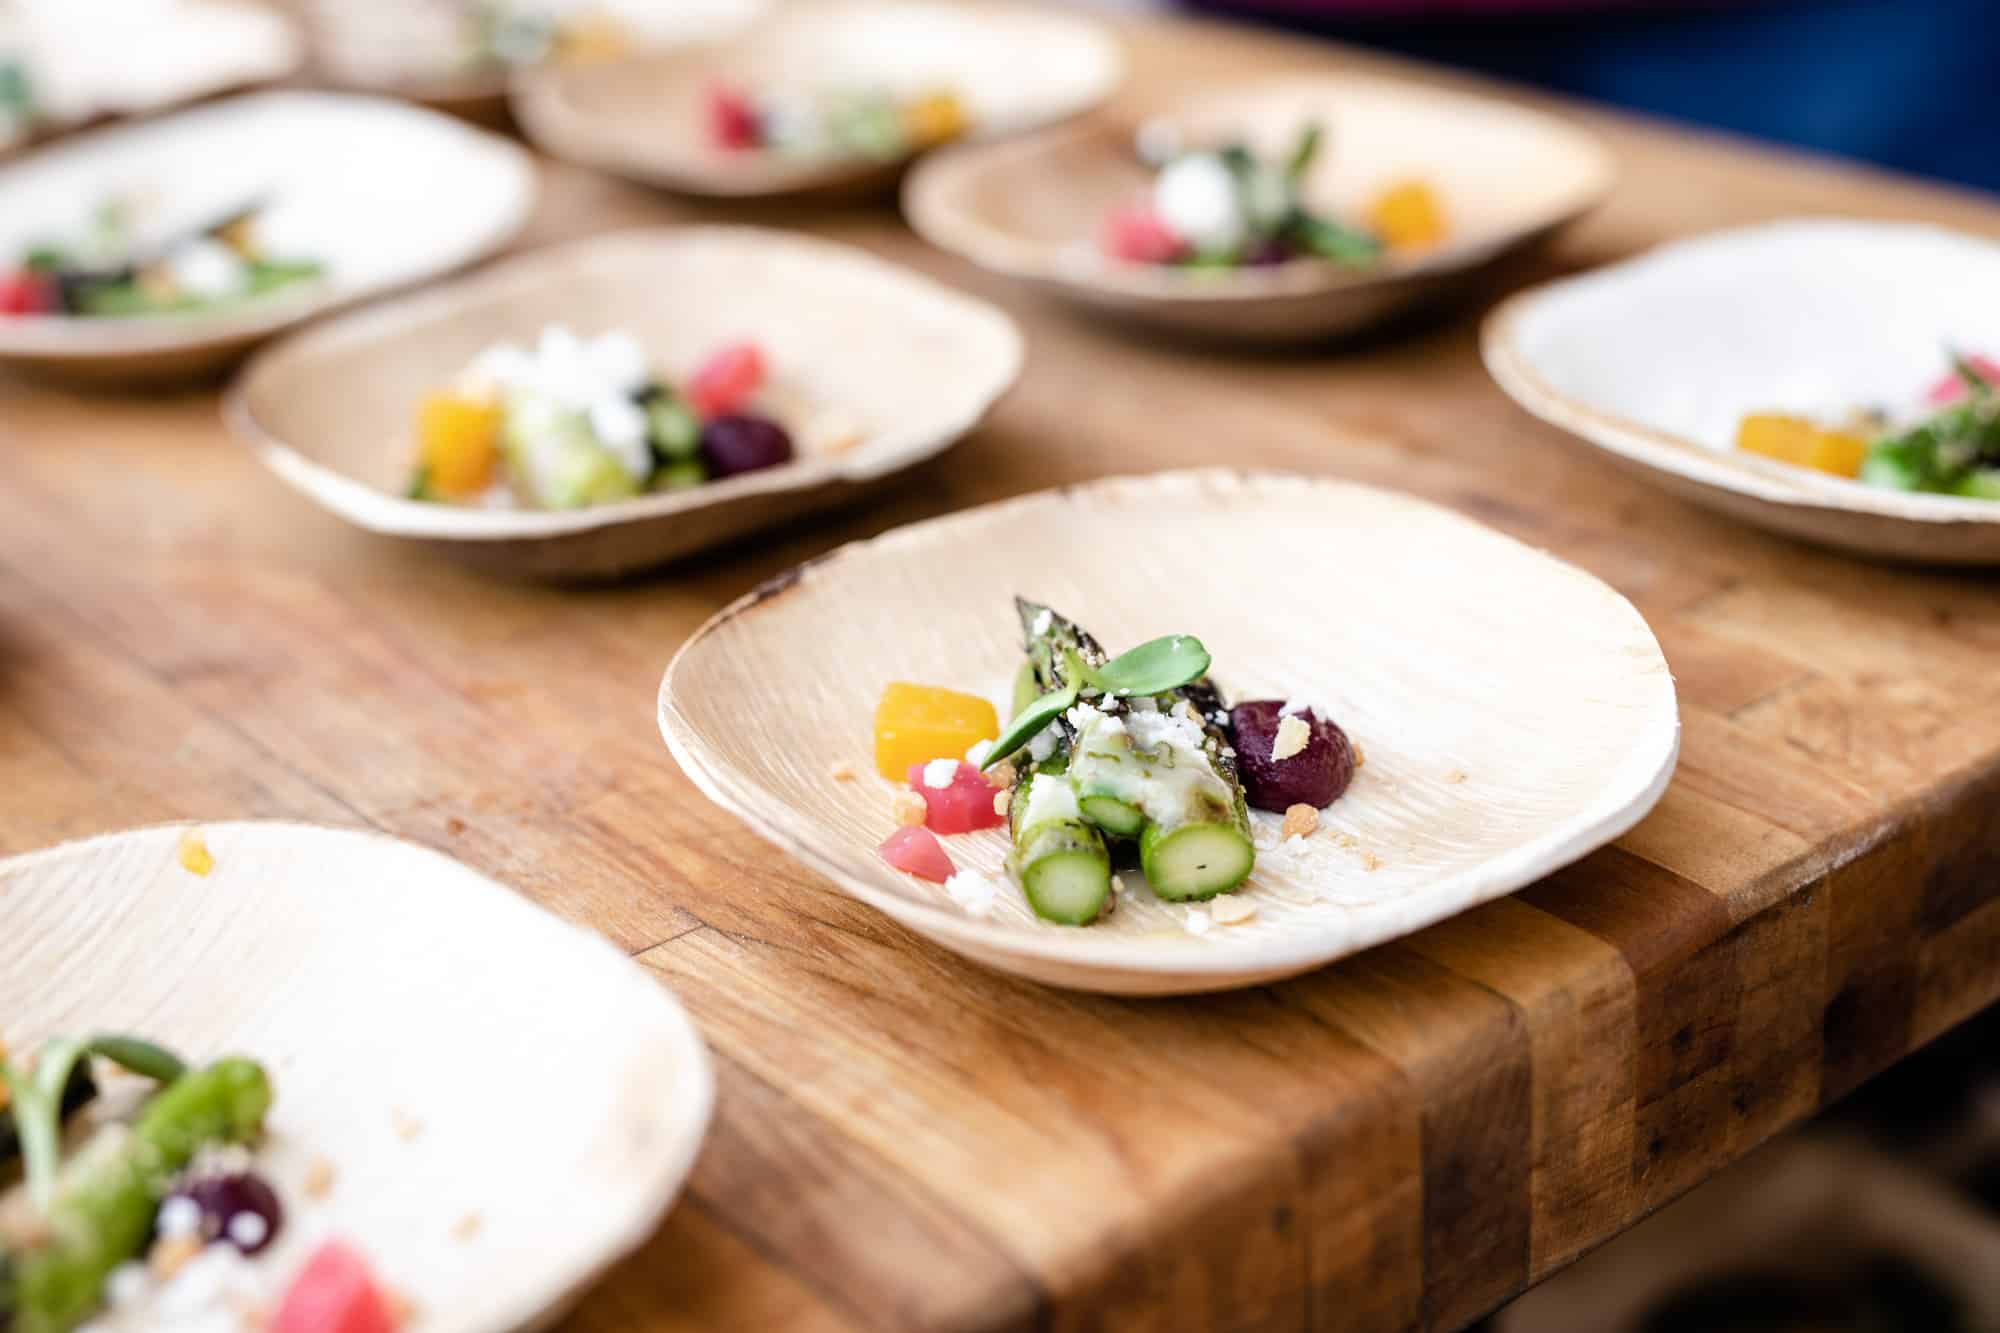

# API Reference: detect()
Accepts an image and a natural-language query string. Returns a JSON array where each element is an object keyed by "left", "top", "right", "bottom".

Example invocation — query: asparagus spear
[
  {"left": 1014, "top": 601, "right": 1255, "bottom": 902},
  {"left": 1009, "top": 757, "right": 1113, "bottom": 924},
  {"left": 7, "top": 1057, "right": 273, "bottom": 1333}
]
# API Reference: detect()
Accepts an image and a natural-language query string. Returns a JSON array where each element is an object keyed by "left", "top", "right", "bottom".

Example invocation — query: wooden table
[{"left": 6, "top": 14, "right": 2000, "bottom": 1333}]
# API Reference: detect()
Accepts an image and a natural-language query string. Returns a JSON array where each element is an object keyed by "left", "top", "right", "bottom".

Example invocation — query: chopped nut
[
  {"left": 303, "top": 1156, "right": 337, "bottom": 1199},
  {"left": 1361, "top": 851, "right": 1383, "bottom": 872},
  {"left": 992, "top": 789, "right": 1011, "bottom": 818},
  {"left": 387, "top": 1289, "right": 420, "bottom": 1328},
  {"left": 177, "top": 829, "right": 214, "bottom": 877},
  {"left": 1210, "top": 896, "right": 1258, "bottom": 926},
  {"left": 889, "top": 790, "right": 928, "bottom": 827},
  {"left": 1330, "top": 831, "right": 1358, "bottom": 849},
  {"left": 1280, "top": 803, "right": 1319, "bottom": 839},
  {"left": 452, "top": 1212, "right": 483, "bottom": 1242},
  {"left": 391, "top": 1109, "right": 424, "bottom": 1142},
  {"left": 1445, "top": 768, "right": 1467, "bottom": 784},
  {"left": 1352, "top": 742, "right": 1367, "bottom": 769},
  {"left": 829, "top": 760, "right": 858, "bottom": 782},
  {"left": 148, "top": 1232, "right": 203, "bottom": 1281},
  {"left": 445, "top": 816, "right": 468, "bottom": 835},
  {"left": 1271, "top": 716, "right": 1311, "bottom": 762},
  {"left": 985, "top": 759, "right": 1017, "bottom": 790}
]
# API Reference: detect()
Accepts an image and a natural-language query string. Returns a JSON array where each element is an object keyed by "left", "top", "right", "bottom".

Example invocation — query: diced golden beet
[
  {"left": 873, "top": 681, "right": 998, "bottom": 779},
  {"left": 1367, "top": 180, "right": 1447, "bottom": 251},
  {"left": 1736, "top": 414, "right": 1867, "bottom": 478},
  {"left": 417, "top": 393, "right": 502, "bottom": 498},
  {"left": 903, "top": 91, "right": 968, "bottom": 148}
]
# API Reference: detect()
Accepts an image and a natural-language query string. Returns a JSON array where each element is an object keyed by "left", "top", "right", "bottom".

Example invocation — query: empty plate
[{"left": 659, "top": 470, "right": 1679, "bottom": 995}]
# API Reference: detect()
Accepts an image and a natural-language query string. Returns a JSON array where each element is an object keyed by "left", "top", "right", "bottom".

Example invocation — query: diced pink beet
[
  {"left": 706, "top": 82, "right": 761, "bottom": 150},
  {"left": 688, "top": 341, "right": 766, "bottom": 418},
  {"left": 270, "top": 1240, "right": 400, "bottom": 1333},
  {"left": 879, "top": 826, "right": 955, "bottom": 882},
  {"left": 905, "top": 761, "right": 1007, "bottom": 834},
  {"left": 1926, "top": 354, "right": 2000, "bottom": 404},
  {"left": 1101, "top": 203, "right": 1185, "bottom": 264}
]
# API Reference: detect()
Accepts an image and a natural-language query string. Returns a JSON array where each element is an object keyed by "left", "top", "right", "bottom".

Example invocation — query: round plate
[
  {"left": 0, "top": 91, "right": 535, "bottom": 383},
  {"left": 1485, "top": 219, "right": 2000, "bottom": 564},
  {"left": 0, "top": 821, "right": 713, "bottom": 1332},
  {"left": 904, "top": 74, "right": 1611, "bottom": 342},
  {"left": 511, "top": 0, "right": 1123, "bottom": 199},
  {"left": 659, "top": 470, "right": 1679, "bottom": 995},
  {"left": 227, "top": 226, "right": 1023, "bottom": 579}
]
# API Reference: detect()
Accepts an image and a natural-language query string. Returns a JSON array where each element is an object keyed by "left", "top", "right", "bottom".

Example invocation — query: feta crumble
[
  {"left": 1271, "top": 715, "right": 1311, "bottom": 762},
  {"left": 943, "top": 870, "right": 998, "bottom": 918},
  {"left": 1182, "top": 906, "right": 1212, "bottom": 937},
  {"left": 964, "top": 739, "right": 992, "bottom": 766},
  {"left": 1030, "top": 607, "right": 1053, "bottom": 636},
  {"left": 922, "top": 759, "right": 959, "bottom": 789}
]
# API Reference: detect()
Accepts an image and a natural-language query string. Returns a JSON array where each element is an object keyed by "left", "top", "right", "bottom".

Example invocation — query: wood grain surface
[{"left": 3, "top": 11, "right": 1999, "bottom": 1331}]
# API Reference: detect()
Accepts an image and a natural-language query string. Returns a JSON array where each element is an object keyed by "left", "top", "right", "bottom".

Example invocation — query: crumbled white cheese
[
  {"left": 1125, "top": 705, "right": 1205, "bottom": 756},
  {"left": 1030, "top": 607, "right": 1053, "bottom": 636},
  {"left": 1026, "top": 726, "right": 1059, "bottom": 764},
  {"left": 943, "top": 870, "right": 998, "bottom": 918},
  {"left": 1064, "top": 701, "right": 1118, "bottom": 736},
  {"left": 922, "top": 759, "right": 959, "bottom": 789},
  {"left": 105, "top": 1261, "right": 152, "bottom": 1310},
  {"left": 155, "top": 1195, "right": 203, "bottom": 1240},
  {"left": 1271, "top": 715, "right": 1312, "bottom": 762},
  {"left": 1182, "top": 906, "right": 1212, "bottom": 936},
  {"left": 226, "top": 1211, "right": 269, "bottom": 1250},
  {"left": 1153, "top": 152, "right": 1247, "bottom": 253},
  {"left": 587, "top": 394, "right": 653, "bottom": 481},
  {"left": 587, "top": 330, "right": 650, "bottom": 397},
  {"left": 163, "top": 238, "right": 246, "bottom": 300},
  {"left": 964, "top": 739, "right": 992, "bottom": 766}
]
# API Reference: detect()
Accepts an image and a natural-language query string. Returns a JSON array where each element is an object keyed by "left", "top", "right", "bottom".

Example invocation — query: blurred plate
[
  {"left": 0, "top": 0, "right": 302, "bottom": 149},
  {"left": 659, "top": 470, "right": 1679, "bottom": 995},
  {"left": 303, "top": 0, "right": 769, "bottom": 127},
  {"left": 227, "top": 226, "right": 1023, "bottom": 578},
  {"left": 512, "top": 0, "right": 1123, "bottom": 199},
  {"left": 1485, "top": 219, "right": 2000, "bottom": 564},
  {"left": 904, "top": 74, "right": 1611, "bottom": 342},
  {"left": 0, "top": 90, "right": 535, "bottom": 383},
  {"left": 0, "top": 820, "right": 713, "bottom": 1333}
]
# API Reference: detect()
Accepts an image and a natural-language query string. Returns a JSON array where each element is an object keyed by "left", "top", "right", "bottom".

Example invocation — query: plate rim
[{"left": 658, "top": 468, "right": 1682, "bottom": 984}]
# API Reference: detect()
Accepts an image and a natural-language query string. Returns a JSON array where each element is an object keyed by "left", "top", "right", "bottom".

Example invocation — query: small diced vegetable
[
  {"left": 270, "top": 1240, "right": 400, "bottom": 1333},
  {"left": 646, "top": 397, "right": 702, "bottom": 460},
  {"left": 1101, "top": 204, "right": 1185, "bottom": 264},
  {"left": 706, "top": 83, "right": 761, "bottom": 151},
  {"left": 878, "top": 826, "right": 955, "bottom": 883},
  {"left": 416, "top": 393, "right": 502, "bottom": 498},
  {"left": 1366, "top": 180, "right": 1446, "bottom": 251},
  {"left": 0, "top": 269, "right": 55, "bottom": 315},
  {"left": 905, "top": 761, "right": 1007, "bottom": 834},
  {"left": 699, "top": 413, "right": 794, "bottom": 477},
  {"left": 873, "top": 683, "right": 1000, "bottom": 780},
  {"left": 901, "top": 90, "right": 967, "bottom": 148},
  {"left": 687, "top": 342, "right": 766, "bottom": 418},
  {"left": 1736, "top": 413, "right": 1869, "bottom": 478}
]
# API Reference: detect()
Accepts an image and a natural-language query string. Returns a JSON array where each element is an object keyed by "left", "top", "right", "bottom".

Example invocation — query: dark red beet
[
  {"left": 167, "top": 1170, "right": 285, "bottom": 1254},
  {"left": 1228, "top": 700, "right": 1354, "bottom": 812},
  {"left": 699, "top": 413, "right": 794, "bottom": 478}
]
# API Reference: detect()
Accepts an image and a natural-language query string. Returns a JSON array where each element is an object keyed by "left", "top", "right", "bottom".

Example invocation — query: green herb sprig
[{"left": 981, "top": 635, "right": 1211, "bottom": 770}]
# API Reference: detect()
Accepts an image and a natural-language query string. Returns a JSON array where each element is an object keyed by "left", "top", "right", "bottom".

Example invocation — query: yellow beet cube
[
  {"left": 417, "top": 392, "right": 502, "bottom": 499},
  {"left": 873, "top": 681, "right": 999, "bottom": 779},
  {"left": 1736, "top": 414, "right": 1867, "bottom": 478},
  {"left": 1368, "top": 180, "right": 1447, "bottom": 251},
  {"left": 902, "top": 91, "right": 968, "bottom": 149}
]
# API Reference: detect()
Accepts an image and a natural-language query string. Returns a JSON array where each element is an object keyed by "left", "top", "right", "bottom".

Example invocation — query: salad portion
[
  {"left": 409, "top": 325, "right": 856, "bottom": 509},
  {"left": 1101, "top": 121, "right": 1446, "bottom": 271},
  {"left": 0, "top": 1033, "right": 398, "bottom": 1333},
  {"left": 705, "top": 82, "right": 967, "bottom": 162},
  {"left": 0, "top": 199, "right": 323, "bottom": 319},
  {"left": 1736, "top": 353, "right": 2000, "bottom": 499},
  {"left": 870, "top": 599, "right": 1358, "bottom": 926}
]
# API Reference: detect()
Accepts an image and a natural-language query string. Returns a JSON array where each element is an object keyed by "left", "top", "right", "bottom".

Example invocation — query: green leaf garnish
[
  {"left": 982, "top": 681, "right": 1078, "bottom": 770},
  {"left": 1082, "top": 635, "right": 1211, "bottom": 697},
  {"left": 2, "top": 1034, "right": 188, "bottom": 1212},
  {"left": 981, "top": 635, "right": 1212, "bottom": 769},
  {"left": 1285, "top": 122, "right": 1323, "bottom": 183}
]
